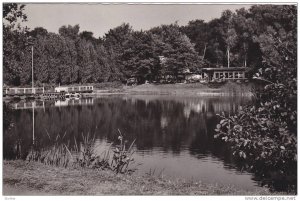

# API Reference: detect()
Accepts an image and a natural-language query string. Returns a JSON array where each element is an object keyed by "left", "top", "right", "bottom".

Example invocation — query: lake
[{"left": 3, "top": 95, "right": 267, "bottom": 191}]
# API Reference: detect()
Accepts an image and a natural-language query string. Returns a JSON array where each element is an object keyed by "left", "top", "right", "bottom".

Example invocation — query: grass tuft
[{"left": 26, "top": 130, "right": 137, "bottom": 174}]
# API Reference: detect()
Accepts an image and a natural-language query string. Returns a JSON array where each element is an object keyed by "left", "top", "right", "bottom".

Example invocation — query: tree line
[{"left": 3, "top": 4, "right": 296, "bottom": 86}]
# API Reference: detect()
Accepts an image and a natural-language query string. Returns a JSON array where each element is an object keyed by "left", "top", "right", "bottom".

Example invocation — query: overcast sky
[{"left": 23, "top": 3, "right": 252, "bottom": 38}]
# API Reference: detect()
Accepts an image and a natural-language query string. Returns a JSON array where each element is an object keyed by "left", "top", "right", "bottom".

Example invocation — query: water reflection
[
  {"left": 10, "top": 98, "right": 94, "bottom": 109},
  {"left": 4, "top": 95, "right": 267, "bottom": 191}
]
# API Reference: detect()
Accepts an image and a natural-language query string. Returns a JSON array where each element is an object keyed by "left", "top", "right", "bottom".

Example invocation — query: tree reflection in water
[{"left": 4, "top": 95, "right": 279, "bottom": 192}]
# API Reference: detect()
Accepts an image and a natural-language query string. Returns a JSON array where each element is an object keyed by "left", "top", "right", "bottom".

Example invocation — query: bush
[{"left": 214, "top": 82, "right": 297, "bottom": 192}]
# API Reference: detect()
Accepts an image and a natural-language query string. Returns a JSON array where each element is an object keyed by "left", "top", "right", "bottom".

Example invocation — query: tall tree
[
  {"left": 3, "top": 3, "right": 30, "bottom": 86},
  {"left": 58, "top": 24, "right": 80, "bottom": 40},
  {"left": 220, "top": 10, "right": 238, "bottom": 68},
  {"left": 150, "top": 24, "right": 202, "bottom": 81},
  {"left": 181, "top": 20, "right": 210, "bottom": 61},
  {"left": 58, "top": 25, "right": 80, "bottom": 84},
  {"left": 121, "top": 31, "right": 160, "bottom": 83},
  {"left": 103, "top": 23, "right": 133, "bottom": 82}
]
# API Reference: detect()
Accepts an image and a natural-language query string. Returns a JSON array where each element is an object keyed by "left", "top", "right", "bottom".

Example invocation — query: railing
[
  {"left": 55, "top": 86, "right": 93, "bottom": 93},
  {"left": 4, "top": 87, "right": 44, "bottom": 95}
]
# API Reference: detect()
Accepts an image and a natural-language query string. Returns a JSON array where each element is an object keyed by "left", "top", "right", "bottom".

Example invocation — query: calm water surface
[{"left": 4, "top": 95, "right": 265, "bottom": 191}]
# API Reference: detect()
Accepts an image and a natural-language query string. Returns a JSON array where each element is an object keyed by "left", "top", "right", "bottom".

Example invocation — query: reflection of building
[
  {"left": 13, "top": 101, "right": 45, "bottom": 110},
  {"left": 54, "top": 100, "right": 69, "bottom": 107},
  {"left": 11, "top": 98, "right": 94, "bottom": 109},
  {"left": 183, "top": 99, "right": 241, "bottom": 118},
  {"left": 160, "top": 116, "right": 168, "bottom": 129},
  {"left": 55, "top": 98, "right": 94, "bottom": 107},
  {"left": 183, "top": 101, "right": 207, "bottom": 118}
]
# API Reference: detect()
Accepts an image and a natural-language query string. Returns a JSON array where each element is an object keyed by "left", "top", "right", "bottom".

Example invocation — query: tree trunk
[
  {"left": 227, "top": 46, "right": 230, "bottom": 68},
  {"left": 202, "top": 43, "right": 207, "bottom": 60}
]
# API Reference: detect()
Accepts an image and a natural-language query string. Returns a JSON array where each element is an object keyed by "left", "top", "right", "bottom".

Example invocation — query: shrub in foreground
[{"left": 214, "top": 83, "right": 297, "bottom": 192}]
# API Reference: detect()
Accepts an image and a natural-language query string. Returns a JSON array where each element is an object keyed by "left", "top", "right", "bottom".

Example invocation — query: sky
[{"left": 23, "top": 3, "right": 252, "bottom": 38}]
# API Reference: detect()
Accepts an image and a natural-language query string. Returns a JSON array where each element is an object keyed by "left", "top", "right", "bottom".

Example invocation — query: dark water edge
[{"left": 2, "top": 94, "right": 296, "bottom": 192}]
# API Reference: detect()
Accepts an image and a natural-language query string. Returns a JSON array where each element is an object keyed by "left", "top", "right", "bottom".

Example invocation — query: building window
[
  {"left": 229, "top": 72, "right": 233, "bottom": 79},
  {"left": 225, "top": 72, "right": 228, "bottom": 79},
  {"left": 215, "top": 72, "right": 219, "bottom": 78},
  {"left": 238, "top": 72, "right": 245, "bottom": 78},
  {"left": 220, "top": 72, "right": 224, "bottom": 79},
  {"left": 234, "top": 72, "right": 239, "bottom": 78}
]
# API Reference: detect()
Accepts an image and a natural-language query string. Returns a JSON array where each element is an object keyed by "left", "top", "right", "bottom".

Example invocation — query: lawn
[{"left": 3, "top": 160, "right": 276, "bottom": 196}]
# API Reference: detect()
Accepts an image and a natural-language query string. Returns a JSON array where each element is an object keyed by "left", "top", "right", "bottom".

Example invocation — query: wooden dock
[
  {"left": 3, "top": 85, "right": 94, "bottom": 100},
  {"left": 4, "top": 87, "right": 44, "bottom": 96},
  {"left": 39, "top": 92, "right": 66, "bottom": 100}
]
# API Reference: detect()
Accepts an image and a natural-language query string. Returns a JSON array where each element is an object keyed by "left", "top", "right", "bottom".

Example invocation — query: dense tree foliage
[
  {"left": 150, "top": 24, "right": 203, "bottom": 81},
  {"left": 3, "top": 4, "right": 296, "bottom": 86},
  {"left": 3, "top": 3, "right": 30, "bottom": 86}
]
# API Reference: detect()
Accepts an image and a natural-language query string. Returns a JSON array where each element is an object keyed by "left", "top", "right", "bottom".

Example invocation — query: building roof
[
  {"left": 202, "top": 67, "right": 247, "bottom": 72},
  {"left": 55, "top": 86, "right": 69, "bottom": 89}
]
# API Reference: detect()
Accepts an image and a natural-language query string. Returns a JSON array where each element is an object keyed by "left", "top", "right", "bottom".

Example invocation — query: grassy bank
[
  {"left": 3, "top": 160, "right": 278, "bottom": 196},
  {"left": 89, "top": 81, "right": 255, "bottom": 96}
]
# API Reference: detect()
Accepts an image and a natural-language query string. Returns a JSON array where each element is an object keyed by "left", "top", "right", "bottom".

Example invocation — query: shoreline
[
  {"left": 85, "top": 82, "right": 254, "bottom": 97},
  {"left": 3, "top": 160, "right": 278, "bottom": 196},
  {"left": 3, "top": 82, "right": 255, "bottom": 101}
]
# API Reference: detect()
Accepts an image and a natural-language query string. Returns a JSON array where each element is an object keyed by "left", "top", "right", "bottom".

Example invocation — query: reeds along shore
[{"left": 26, "top": 131, "right": 137, "bottom": 174}]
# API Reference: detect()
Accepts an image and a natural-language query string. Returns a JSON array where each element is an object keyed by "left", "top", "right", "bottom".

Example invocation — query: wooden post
[
  {"left": 32, "top": 103, "right": 35, "bottom": 145},
  {"left": 32, "top": 46, "right": 34, "bottom": 92}
]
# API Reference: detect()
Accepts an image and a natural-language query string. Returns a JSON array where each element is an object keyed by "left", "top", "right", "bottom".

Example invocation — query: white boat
[{"left": 65, "top": 93, "right": 81, "bottom": 99}]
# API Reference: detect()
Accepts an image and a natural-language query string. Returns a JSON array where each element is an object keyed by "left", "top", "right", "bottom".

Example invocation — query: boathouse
[{"left": 202, "top": 67, "right": 247, "bottom": 81}]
